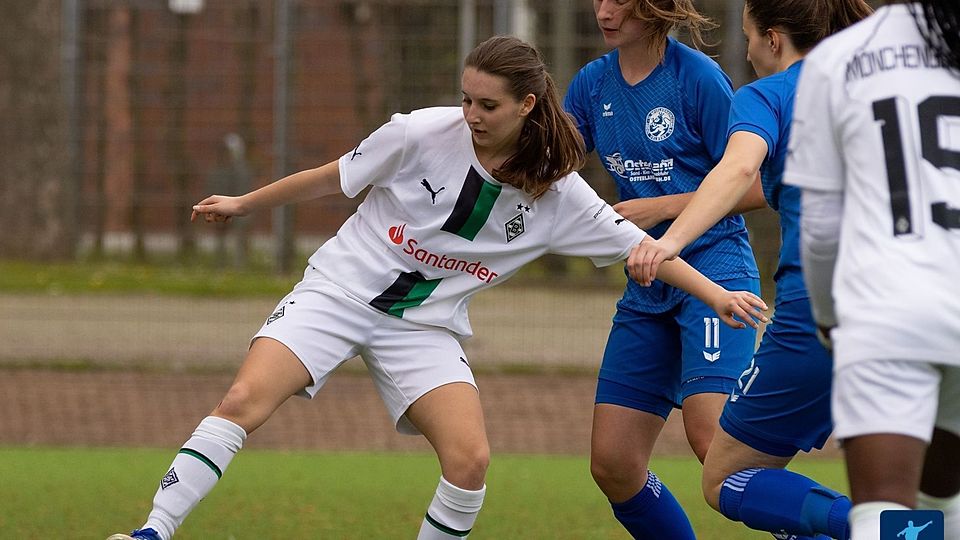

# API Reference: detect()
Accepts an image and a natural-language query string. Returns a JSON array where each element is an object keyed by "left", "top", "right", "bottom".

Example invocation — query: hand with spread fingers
[
  {"left": 623, "top": 237, "right": 769, "bottom": 330},
  {"left": 709, "top": 288, "right": 769, "bottom": 330}
]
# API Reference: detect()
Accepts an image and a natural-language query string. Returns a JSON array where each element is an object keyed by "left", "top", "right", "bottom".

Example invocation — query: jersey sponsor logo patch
[
  {"left": 602, "top": 152, "right": 674, "bottom": 182},
  {"left": 602, "top": 102, "right": 614, "bottom": 118},
  {"left": 504, "top": 213, "right": 525, "bottom": 242},
  {"left": 604, "top": 152, "right": 626, "bottom": 176},
  {"left": 160, "top": 467, "right": 179, "bottom": 489},
  {"left": 388, "top": 223, "right": 406, "bottom": 245},
  {"left": 388, "top": 225, "right": 501, "bottom": 283},
  {"left": 645, "top": 106, "right": 675, "bottom": 142}
]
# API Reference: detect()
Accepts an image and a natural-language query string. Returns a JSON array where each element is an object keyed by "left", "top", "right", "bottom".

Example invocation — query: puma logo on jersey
[
  {"left": 421, "top": 178, "right": 445, "bottom": 204},
  {"left": 350, "top": 145, "right": 362, "bottom": 160},
  {"left": 388, "top": 223, "right": 406, "bottom": 245},
  {"left": 615, "top": 217, "right": 626, "bottom": 225}
]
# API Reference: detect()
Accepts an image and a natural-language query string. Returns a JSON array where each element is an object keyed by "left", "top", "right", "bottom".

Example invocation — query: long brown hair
[
  {"left": 909, "top": 0, "right": 960, "bottom": 71},
  {"left": 464, "top": 35, "right": 585, "bottom": 199},
  {"left": 745, "top": 0, "right": 873, "bottom": 53},
  {"left": 629, "top": 0, "right": 718, "bottom": 55}
]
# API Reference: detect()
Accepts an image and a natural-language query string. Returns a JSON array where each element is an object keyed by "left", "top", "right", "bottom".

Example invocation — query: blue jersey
[
  {"left": 727, "top": 61, "right": 805, "bottom": 307},
  {"left": 565, "top": 38, "right": 758, "bottom": 313}
]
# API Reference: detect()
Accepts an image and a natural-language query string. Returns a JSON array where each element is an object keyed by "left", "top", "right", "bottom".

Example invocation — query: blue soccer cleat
[{"left": 106, "top": 528, "right": 161, "bottom": 540}]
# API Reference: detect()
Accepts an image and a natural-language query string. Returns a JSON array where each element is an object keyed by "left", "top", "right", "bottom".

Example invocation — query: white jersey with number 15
[{"left": 785, "top": 4, "right": 960, "bottom": 368}]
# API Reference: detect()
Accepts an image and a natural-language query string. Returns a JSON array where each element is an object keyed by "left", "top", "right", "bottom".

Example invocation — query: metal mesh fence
[
  {"left": 2, "top": 0, "right": 770, "bottom": 262},
  {"left": 0, "top": 0, "right": 788, "bottom": 453}
]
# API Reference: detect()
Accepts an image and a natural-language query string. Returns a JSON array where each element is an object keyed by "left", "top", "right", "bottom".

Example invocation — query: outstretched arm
[
  {"left": 191, "top": 160, "right": 342, "bottom": 223},
  {"left": 612, "top": 171, "right": 765, "bottom": 231},
  {"left": 629, "top": 131, "right": 768, "bottom": 285},
  {"left": 627, "top": 238, "right": 768, "bottom": 329}
]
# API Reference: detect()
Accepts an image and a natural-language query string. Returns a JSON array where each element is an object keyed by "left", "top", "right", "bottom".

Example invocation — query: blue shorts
[
  {"left": 596, "top": 276, "right": 761, "bottom": 419},
  {"left": 720, "top": 297, "right": 833, "bottom": 457}
]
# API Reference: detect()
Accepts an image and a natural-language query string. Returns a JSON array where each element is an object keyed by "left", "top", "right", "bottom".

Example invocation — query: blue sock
[
  {"left": 610, "top": 470, "right": 695, "bottom": 540},
  {"left": 719, "top": 468, "right": 850, "bottom": 540}
]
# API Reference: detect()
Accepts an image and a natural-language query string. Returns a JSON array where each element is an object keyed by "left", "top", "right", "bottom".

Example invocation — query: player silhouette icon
[{"left": 897, "top": 520, "right": 934, "bottom": 540}]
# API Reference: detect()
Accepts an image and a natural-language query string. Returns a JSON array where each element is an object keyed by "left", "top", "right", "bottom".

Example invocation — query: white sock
[
  {"left": 142, "top": 416, "right": 246, "bottom": 540},
  {"left": 849, "top": 501, "right": 910, "bottom": 540},
  {"left": 417, "top": 476, "right": 486, "bottom": 539},
  {"left": 918, "top": 490, "right": 960, "bottom": 538}
]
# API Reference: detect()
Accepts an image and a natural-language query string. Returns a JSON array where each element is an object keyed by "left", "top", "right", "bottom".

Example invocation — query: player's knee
[
  {"left": 589, "top": 453, "right": 612, "bottom": 487},
  {"left": 439, "top": 440, "right": 489, "bottom": 488},
  {"left": 212, "top": 382, "right": 265, "bottom": 431},
  {"left": 590, "top": 450, "right": 642, "bottom": 494},
  {"left": 467, "top": 444, "right": 491, "bottom": 475}
]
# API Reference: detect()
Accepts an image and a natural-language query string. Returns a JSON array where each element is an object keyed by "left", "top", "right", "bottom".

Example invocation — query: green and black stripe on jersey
[
  {"left": 441, "top": 166, "right": 502, "bottom": 240},
  {"left": 370, "top": 271, "right": 442, "bottom": 318}
]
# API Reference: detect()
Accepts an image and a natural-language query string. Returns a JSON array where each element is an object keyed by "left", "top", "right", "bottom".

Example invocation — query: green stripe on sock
[
  {"left": 424, "top": 513, "right": 471, "bottom": 537},
  {"left": 178, "top": 447, "right": 222, "bottom": 478}
]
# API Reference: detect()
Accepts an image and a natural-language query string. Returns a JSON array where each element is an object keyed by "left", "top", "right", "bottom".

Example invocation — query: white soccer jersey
[
  {"left": 308, "top": 107, "right": 645, "bottom": 337},
  {"left": 785, "top": 4, "right": 960, "bottom": 367}
]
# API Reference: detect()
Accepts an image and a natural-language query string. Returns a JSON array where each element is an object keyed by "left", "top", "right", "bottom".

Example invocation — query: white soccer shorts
[
  {"left": 833, "top": 359, "right": 960, "bottom": 442},
  {"left": 253, "top": 269, "right": 476, "bottom": 435}
]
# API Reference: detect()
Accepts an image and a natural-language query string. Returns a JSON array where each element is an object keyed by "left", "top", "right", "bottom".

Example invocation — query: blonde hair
[{"left": 629, "top": 0, "right": 718, "bottom": 56}]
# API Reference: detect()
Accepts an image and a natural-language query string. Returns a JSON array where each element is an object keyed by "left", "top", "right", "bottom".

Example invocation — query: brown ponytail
[{"left": 464, "top": 36, "right": 585, "bottom": 199}]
